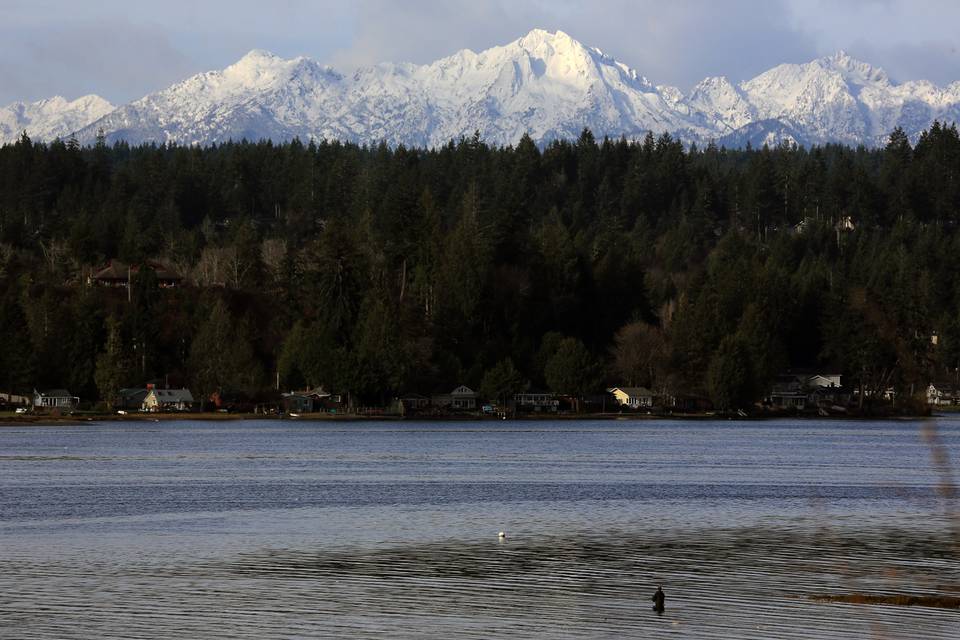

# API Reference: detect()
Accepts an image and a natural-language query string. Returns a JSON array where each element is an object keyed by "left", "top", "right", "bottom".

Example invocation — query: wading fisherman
[{"left": 652, "top": 585, "right": 665, "bottom": 612}]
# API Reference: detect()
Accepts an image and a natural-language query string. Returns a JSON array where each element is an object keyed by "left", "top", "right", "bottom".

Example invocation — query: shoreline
[{"left": 0, "top": 409, "right": 940, "bottom": 427}]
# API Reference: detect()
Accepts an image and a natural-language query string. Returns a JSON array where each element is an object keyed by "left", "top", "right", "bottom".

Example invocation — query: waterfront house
[
  {"left": 281, "top": 392, "right": 314, "bottom": 413},
  {"left": 767, "top": 374, "right": 808, "bottom": 409},
  {"left": 308, "top": 388, "right": 345, "bottom": 412},
  {"left": 388, "top": 393, "right": 431, "bottom": 416},
  {"left": 582, "top": 393, "right": 614, "bottom": 413},
  {"left": 926, "top": 382, "right": 958, "bottom": 406},
  {"left": 0, "top": 392, "right": 30, "bottom": 407},
  {"left": 608, "top": 386, "right": 655, "bottom": 409},
  {"left": 767, "top": 372, "right": 844, "bottom": 410},
  {"left": 142, "top": 388, "right": 195, "bottom": 412},
  {"left": 117, "top": 388, "right": 150, "bottom": 410},
  {"left": 514, "top": 390, "right": 559, "bottom": 412},
  {"left": 33, "top": 389, "right": 79, "bottom": 410},
  {"left": 432, "top": 385, "right": 478, "bottom": 410},
  {"left": 398, "top": 393, "right": 430, "bottom": 411},
  {"left": 665, "top": 394, "right": 713, "bottom": 412},
  {"left": 807, "top": 373, "right": 842, "bottom": 389}
]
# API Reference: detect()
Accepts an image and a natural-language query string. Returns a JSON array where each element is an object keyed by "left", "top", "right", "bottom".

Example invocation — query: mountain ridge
[
  {"left": 4, "top": 29, "right": 960, "bottom": 148},
  {"left": 0, "top": 95, "right": 115, "bottom": 144}
]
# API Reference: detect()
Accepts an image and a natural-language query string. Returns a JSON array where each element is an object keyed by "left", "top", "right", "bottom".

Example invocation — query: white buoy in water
[{"left": 498, "top": 531, "right": 506, "bottom": 539}]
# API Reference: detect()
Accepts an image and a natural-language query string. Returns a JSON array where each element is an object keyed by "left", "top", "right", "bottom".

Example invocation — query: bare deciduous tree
[
  {"left": 194, "top": 246, "right": 228, "bottom": 288},
  {"left": 610, "top": 321, "right": 669, "bottom": 391},
  {"left": 260, "top": 238, "right": 287, "bottom": 288}
]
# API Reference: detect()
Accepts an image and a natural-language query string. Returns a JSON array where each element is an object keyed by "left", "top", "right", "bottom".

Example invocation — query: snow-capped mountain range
[{"left": 4, "top": 29, "right": 960, "bottom": 149}]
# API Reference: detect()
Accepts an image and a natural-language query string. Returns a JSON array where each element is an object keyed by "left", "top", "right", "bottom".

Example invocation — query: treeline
[{"left": 1, "top": 124, "right": 959, "bottom": 410}]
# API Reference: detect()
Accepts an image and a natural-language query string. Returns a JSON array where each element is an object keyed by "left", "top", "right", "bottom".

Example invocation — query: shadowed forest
[{"left": 1, "top": 124, "right": 959, "bottom": 410}]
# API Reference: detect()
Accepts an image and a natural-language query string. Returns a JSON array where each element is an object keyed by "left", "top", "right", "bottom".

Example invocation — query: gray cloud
[
  {"left": 1, "top": 1, "right": 958, "bottom": 106},
  {"left": 848, "top": 40, "right": 960, "bottom": 85},
  {"left": 787, "top": 0, "right": 960, "bottom": 84},
  {"left": 327, "top": 0, "right": 545, "bottom": 69},
  {"left": 552, "top": 0, "right": 818, "bottom": 89},
  {"left": 0, "top": 1, "right": 355, "bottom": 105},
  {"left": 0, "top": 20, "right": 193, "bottom": 105}
]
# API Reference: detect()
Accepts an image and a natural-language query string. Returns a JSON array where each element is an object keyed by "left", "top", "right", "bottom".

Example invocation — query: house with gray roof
[
  {"left": 33, "top": 389, "right": 79, "bottom": 410},
  {"left": 608, "top": 386, "right": 655, "bottom": 408},
  {"left": 142, "top": 388, "right": 195, "bottom": 412}
]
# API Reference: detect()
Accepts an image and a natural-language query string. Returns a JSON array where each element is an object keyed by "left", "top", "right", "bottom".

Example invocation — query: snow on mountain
[
  {"left": 403, "top": 28, "right": 706, "bottom": 145},
  {"left": 73, "top": 29, "right": 709, "bottom": 147},
  {"left": 0, "top": 95, "right": 114, "bottom": 144},
  {"left": 736, "top": 50, "right": 960, "bottom": 146},
  {"left": 11, "top": 30, "right": 960, "bottom": 149},
  {"left": 70, "top": 50, "right": 347, "bottom": 146},
  {"left": 685, "top": 76, "right": 756, "bottom": 134}
]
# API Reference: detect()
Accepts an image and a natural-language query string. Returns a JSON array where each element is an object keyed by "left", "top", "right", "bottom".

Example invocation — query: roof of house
[
  {"left": 451, "top": 385, "right": 477, "bottom": 396},
  {"left": 92, "top": 260, "right": 182, "bottom": 282},
  {"left": 610, "top": 386, "right": 654, "bottom": 397},
  {"left": 148, "top": 388, "right": 194, "bottom": 402},
  {"left": 37, "top": 389, "right": 73, "bottom": 398},
  {"left": 810, "top": 383, "right": 846, "bottom": 390},
  {"left": 769, "top": 389, "right": 808, "bottom": 397}
]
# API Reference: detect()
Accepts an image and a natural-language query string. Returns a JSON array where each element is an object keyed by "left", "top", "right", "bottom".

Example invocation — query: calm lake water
[{"left": 1, "top": 418, "right": 959, "bottom": 638}]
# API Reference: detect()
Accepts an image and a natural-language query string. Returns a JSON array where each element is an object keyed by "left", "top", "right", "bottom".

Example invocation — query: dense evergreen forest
[{"left": 1, "top": 123, "right": 960, "bottom": 411}]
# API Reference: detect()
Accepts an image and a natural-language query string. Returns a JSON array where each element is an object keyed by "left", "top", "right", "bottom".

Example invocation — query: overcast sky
[{"left": 2, "top": 0, "right": 959, "bottom": 105}]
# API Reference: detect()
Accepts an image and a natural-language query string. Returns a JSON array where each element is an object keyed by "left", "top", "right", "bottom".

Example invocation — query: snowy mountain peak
[
  {"left": 237, "top": 48, "right": 281, "bottom": 63},
  {"left": 0, "top": 94, "right": 115, "bottom": 143},
  {"left": 818, "top": 50, "right": 889, "bottom": 85},
  {"left": 686, "top": 76, "right": 755, "bottom": 132},
  {"left": 224, "top": 49, "right": 306, "bottom": 85},
  {"left": 508, "top": 29, "right": 599, "bottom": 77},
  {"left": 73, "top": 94, "right": 114, "bottom": 110},
  {"left": 690, "top": 75, "right": 739, "bottom": 96},
  {"left": 516, "top": 28, "right": 578, "bottom": 51},
  {"left": 34, "top": 95, "right": 69, "bottom": 109}
]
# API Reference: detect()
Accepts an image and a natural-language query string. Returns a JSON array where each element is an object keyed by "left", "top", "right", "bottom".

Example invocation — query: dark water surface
[{"left": 2, "top": 418, "right": 959, "bottom": 638}]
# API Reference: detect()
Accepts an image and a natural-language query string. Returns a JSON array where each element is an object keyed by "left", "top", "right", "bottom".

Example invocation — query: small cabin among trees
[{"left": 90, "top": 260, "right": 183, "bottom": 288}]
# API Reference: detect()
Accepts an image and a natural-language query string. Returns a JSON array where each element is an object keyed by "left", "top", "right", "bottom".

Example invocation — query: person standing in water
[{"left": 652, "top": 585, "right": 665, "bottom": 612}]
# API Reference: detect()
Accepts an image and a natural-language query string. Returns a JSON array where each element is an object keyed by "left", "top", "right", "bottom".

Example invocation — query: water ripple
[{"left": 3, "top": 527, "right": 958, "bottom": 639}]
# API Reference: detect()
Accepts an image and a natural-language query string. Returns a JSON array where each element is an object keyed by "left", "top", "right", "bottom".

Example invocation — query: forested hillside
[{"left": 1, "top": 124, "right": 959, "bottom": 410}]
